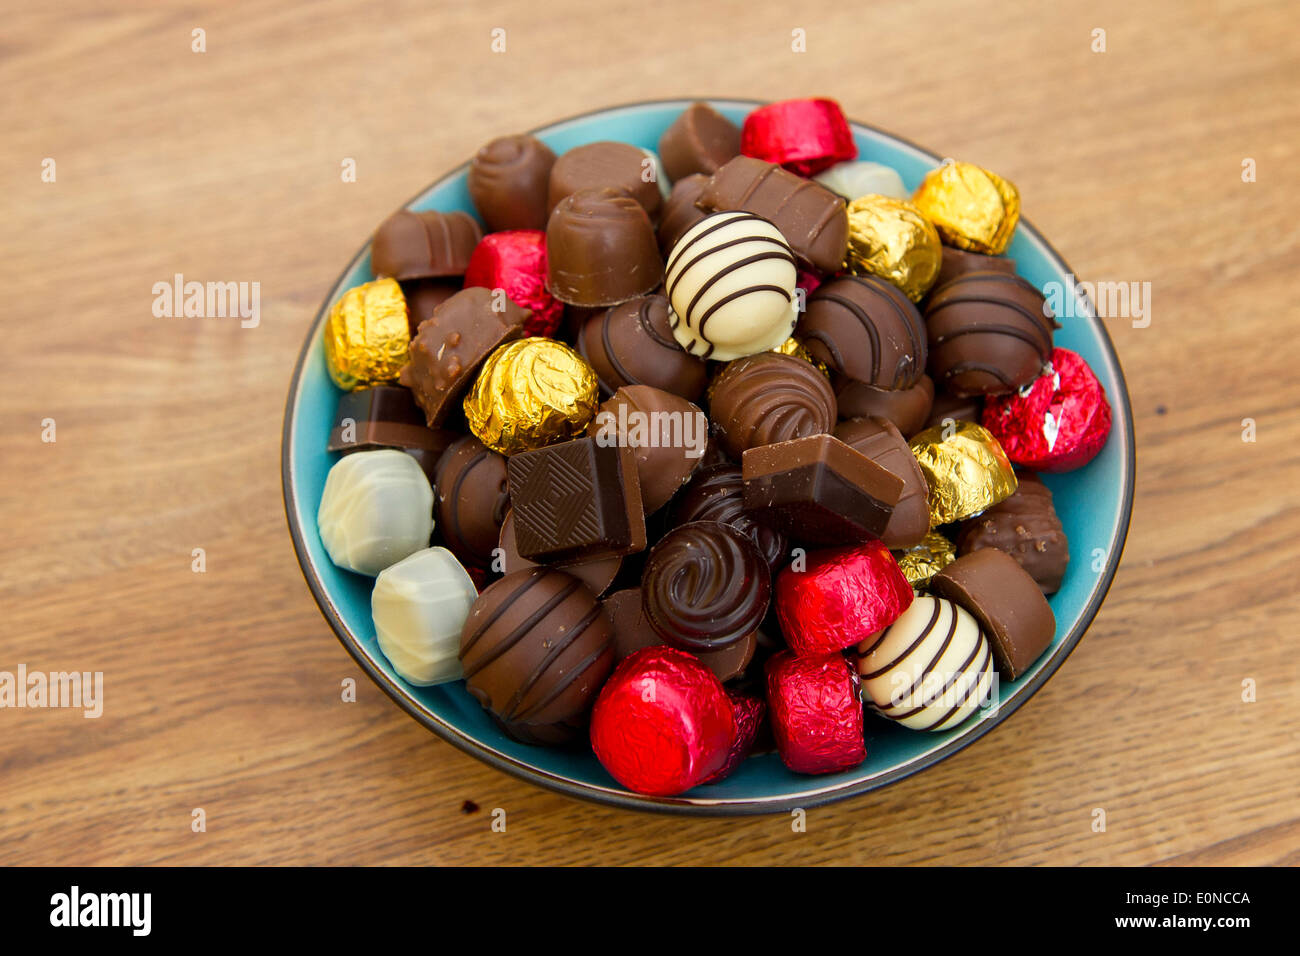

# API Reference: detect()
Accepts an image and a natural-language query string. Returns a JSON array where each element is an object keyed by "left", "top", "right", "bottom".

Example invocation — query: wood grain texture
[{"left": 1, "top": 0, "right": 1297, "bottom": 866}]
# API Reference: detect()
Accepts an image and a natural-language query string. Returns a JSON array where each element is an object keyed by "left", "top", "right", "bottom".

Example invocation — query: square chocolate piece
[
  {"left": 742, "top": 433, "right": 903, "bottom": 545},
  {"left": 507, "top": 437, "right": 647, "bottom": 564}
]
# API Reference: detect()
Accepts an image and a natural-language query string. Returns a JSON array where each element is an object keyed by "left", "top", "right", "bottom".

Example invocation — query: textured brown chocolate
[
  {"left": 658, "top": 102, "right": 742, "bottom": 181},
  {"left": 670, "top": 463, "right": 788, "bottom": 572},
  {"left": 545, "top": 188, "right": 663, "bottom": 308},
  {"left": 433, "top": 436, "right": 510, "bottom": 570},
  {"left": 834, "top": 372, "right": 934, "bottom": 438},
  {"left": 400, "top": 278, "right": 461, "bottom": 337},
  {"left": 957, "top": 472, "right": 1069, "bottom": 593},
  {"left": 925, "top": 392, "right": 984, "bottom": 431},
  {"left": 929, "top": 548, "right": 1056, "bottom": 681},
  {"left": 460, "top": 568, "right": 614, "bottom": 726},
  {"left": 576, "top": 294, "right": 707, "bottom": 401},
  {"left": 588, "top": 385, "right": 706, "bottom": 513},
  {"left": 929, "top": 246, "right": 1016, "bottom": 299},
  {"left": 497, "top": 509, "right": 622, "bottom": 597},
  {"left": 833, "top": 417, "right": 931, "bottom": 550},
  {"left": 708, "top": 352, "right": 836, "bottom": 461},
  {"left": 741, "top": 433, "right": 903, "bottom": 545},
  {"left": 547, "top": 141, "right": 663, "bottom": 218},
  {"left": 506, "top": 436, "right": 647, "bottom": 564},
  {"left": 925, "top": 271, "right": 1057, "bottom": 397},
  {"left": 656, "top": 173, "right": 710, "bottom": 257},
  {"left": 467, "top": 133, "right": 557, "bottom": 232},
  {"left": 603, "top": 587, "right": 755, "bottom": 683},
  {"left": 399, "top": 287, "right": 529, "bottom": 427},
  {"left": 698, "top": 155, "right": 848, "bottom": 273},
  {"left": 799, "top": 275, "right": 928, "bottom": 389},
  {"left": 371, "top": 209, "right": 482, "bottom": 281}
]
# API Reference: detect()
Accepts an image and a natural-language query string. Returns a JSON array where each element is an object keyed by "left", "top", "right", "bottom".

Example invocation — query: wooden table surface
[{"left": 3, "top": 0, "right": 1297, "bottom": 866}]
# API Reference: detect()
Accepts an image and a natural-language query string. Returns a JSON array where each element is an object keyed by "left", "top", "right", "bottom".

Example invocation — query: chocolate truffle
[
  {"left": 657, "top": 173, "right": 710, "bottom": 256},
  {"left": 317, "top": 449, "right": 434, "bottom": 577},
  {"left": 929, "top": 245, "right": 1016, "bottom": 297},
  {"left": 929, "top": 548, "right": 1056, "bottom": 680},
  {"left": 577, "top": 294, "right": 707, "bottom": 402},
  {"left": 604, "top": 588, "right": 755, "bottom": 683},
  {"left": 657, "top": 101, "right": 742, "bottom": 181},
  {"left": 467, "top": 133, "right": 557, "bottom": 232},
  {"left": 664, "top": 211, "right": 799, "bottom": 361},
  {"left": 371, "top": 546, "right": 477, "bottom": 686},
  {"left": 833, "top": 417, "right": 931, "bottom": 549},
  {"left": 588, "top": 386, "right": 707, "bottom": 513},
  {"left": 924, "top": 271, "right": 1056, "bottom": 397},
  {"left": 547, "top": 141, "right": 663, "bottom": 218},
  {"left": 799, "top": 274, "right": 928, "bottom": 389},
  {"left": 371, "top": 209, "right": 482, "bottom": 281},
  {"left": 957, "top": 472, "right": 1068, "bottom": 593},
  {"left": 460, "top": 568, "right": 615, "bottom": 726},
  {"left": 433, "top": 435, "right": 510, "bottom": 569},
  {"left": 399, "top": 287, "right": 529, "bottom": 427},
  {"left": 642, "top": 521, "right": 771, "bottom": 653},
  {"left": 834, "top": 373, "right": 934, "bottom": 438},
  {"left": 497, "top": 510, "right": 622, "bottom": 597},
  {"left": 671, "top": 463, "right": 788, "bottom": 572},
  {"left": 546, "top": 188, "right": 663, "bottom": 308},
  {"left": 400, "top": 278, "right": 461, "bottom": 336},
  {"left": 708, "top": 352, "right": 836, "bottom": 461}
]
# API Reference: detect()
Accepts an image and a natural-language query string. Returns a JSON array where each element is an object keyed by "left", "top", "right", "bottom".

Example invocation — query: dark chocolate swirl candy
[
  {"left": 708, "top": 352, "right": 836, "bottom": 461},
  {"left": 576, "top": 294, "right": 707, "bottom": 402},
  {"left": 642, "top": 520, "right": 771, "bottom": 653},
  {"left": 798, "top": 274, "right": 928, "bottom": 389},
  {"left": 670, "top": 463, "right": 788, "bottom": 571},
  {"left": 924, "top": 271, "right": 1056, "bottom": 397},
  {"left": 434, "top": 435, "right": 510, "bottom": 569}
]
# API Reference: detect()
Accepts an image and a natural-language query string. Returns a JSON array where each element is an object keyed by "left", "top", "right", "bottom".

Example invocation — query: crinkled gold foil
[
  {"left": 844, "top": 195, "right": 942, "bottom": 302},
  {"left": 895, "top": 531, "right": 957, "bottom": 589},
  {"left": 771, "top": 336, "right": 830, "bottom": 377},
  {"left": 463, "top": 338, "right": 598, "bottom": 455},
  {"left": 322, "top": 278, "right": 410, "bottom": 390},
  {"left": 909, "top": 420, "right": 1018, "bottom": 525},
  {"left": 911, "top": 162, "right": 1020, "bottom": 256}
]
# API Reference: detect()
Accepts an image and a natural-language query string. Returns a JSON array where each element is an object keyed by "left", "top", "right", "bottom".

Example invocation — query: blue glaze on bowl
[{"left": 282, "top": 99, "right": 1135, "bottom": 814}]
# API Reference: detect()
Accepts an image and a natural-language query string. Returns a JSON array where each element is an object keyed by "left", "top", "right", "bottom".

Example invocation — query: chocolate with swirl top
[
  {"left": 467, "top": 133, "right": 557, "bottom": 232},
  {"left": 576, "top": 294, "right": 708, "bottom": 402},
  {"left": 670, "top": 463, "right": 788, "bottom": 572},
  {"left": 371, "top": 209, "right": 482, "bottom": 281},
  {"left": 798, "top": 274, "right": 928, "bottom": 389},
  {"left": 642, "top": 521, "right": 771, "bottom": 653},
  {"left": 433, "top": 435, "right": 510, "bottom": 569},
  {"left": 460, "top": 568, "right": 614, "bottom": 726},
  {"left": 708, "top": 352, "right": 836, "bottom": 461}
]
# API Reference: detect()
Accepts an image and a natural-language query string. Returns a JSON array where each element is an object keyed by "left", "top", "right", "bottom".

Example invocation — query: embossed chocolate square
[
  {"left": 506, "top": 437, "right": 647, "bottom": 565},
  {"left": 741, "top": 433, "right": 902, "bottom": 545}
]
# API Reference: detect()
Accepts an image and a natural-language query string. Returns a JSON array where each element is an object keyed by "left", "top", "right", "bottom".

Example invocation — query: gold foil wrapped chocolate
[
  {"left": 894, "top": 531, "right": 957, "bottom": 589},
  {"left": 912, "top": 162, "right": 1020, "bottom": 256},
  {"left": 322, "top": 278, "right": 410, "bottom": 390},
  {"left": 909, "top": 420, "right": 1018, "bottom": 525},
  {"left": 463, "top": 338, "right": 599, "bottom": 455},
  {"left": 844, "top": 195, "right": 942, "bottom": 302}
]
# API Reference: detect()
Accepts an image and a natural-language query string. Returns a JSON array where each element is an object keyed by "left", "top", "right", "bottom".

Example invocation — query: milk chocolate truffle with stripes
[
  {"left": 576, "top": 294, "right": 708, "bottom": 402},
  {"left": 798, "top": 274, "right": 928, "bottom": 389},
  {"left": 433, "top": 435, "right": 510, "bottom": 570},
  {"left": 459, "top": 568, "right": 615, "bottom": 727},
  {"left": 924, "top": 271, "right": 1057, "bottom": 397},
  {"left": 708, "top": 352, "right": 837, "bottom": 461},
  {"left": 371, "top": 209, "right": 482, "bottom": 281},
  {"left": 664, "top": 211, "right": 799, "bottom": 361},
  {"left": 833, "top": 417, "right": 932, "bottom": 550}
]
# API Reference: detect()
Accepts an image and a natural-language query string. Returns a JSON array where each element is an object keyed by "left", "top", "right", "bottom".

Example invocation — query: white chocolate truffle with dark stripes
[
  {"left": 857, "top": 595, "right": 994, "bottom": 732},
  {"left": 664, "top": 211, "right": 798, "bottom": 361}
]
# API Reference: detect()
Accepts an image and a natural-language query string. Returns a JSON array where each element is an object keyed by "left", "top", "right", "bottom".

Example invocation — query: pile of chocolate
[{"left": 313, "top": 98, "right": 1113, "bottom": 796}]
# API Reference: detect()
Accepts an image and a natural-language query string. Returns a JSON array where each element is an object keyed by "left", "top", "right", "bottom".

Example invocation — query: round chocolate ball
[
  {"left": 577, "top": 294, "right": 708, "bottom": 401},
  {"left": 798, "top": 274, "right": 928, "bottom": 389},
  {"left": 433, "top": 435, "right": 510, "bottom": 570},
  {"left": 670, "top": 463, "right": 788, "bottom": 572},
  {"left": 708, "top": 352, "right": 836, "bottom": 460}
]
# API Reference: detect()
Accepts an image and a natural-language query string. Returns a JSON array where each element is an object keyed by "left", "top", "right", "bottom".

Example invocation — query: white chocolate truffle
[
  {"left": 664, "top": 210, "right": 798, "bottom": 361},
  {"left": 814, "top": 161, "right": 908, "bottom": 201},
  {"left": 317, "top": 449, "right": 434, "bottom": 576},
  {"left": 858, "top": 596, "right": 994, "bottom": 731},
  {"left": 371, "top": 547, "right": 477, "bottom": 685}
]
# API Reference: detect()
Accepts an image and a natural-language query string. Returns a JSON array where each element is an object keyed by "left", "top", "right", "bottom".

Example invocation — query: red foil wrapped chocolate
[
  {"left": 981, "top": 347, "right": 1112, "bottom": 472},
  {"left": 766, "top": 651, "right": 866, "bottom": 774},
  {"left": 776, "top": 540, "right": 913, "bottom": 657},
  {"left": 462, "top": 229, "right": 563, "bottom": 337},
  {"left": 741, "top": 98, "right": 857, "bottom": 178},
  {"left": 589, "top": 646, "right": 735, "bottom": 796},
  {"left": 703, "top": 691, "right": 766, "bottom": 785}
]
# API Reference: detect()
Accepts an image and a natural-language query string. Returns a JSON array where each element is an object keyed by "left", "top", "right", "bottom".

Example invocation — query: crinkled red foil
[
  {"left": 741, "top": 98, "right": 857, "bottom": 178},
  {"left": 796, "top": 269, "right": 823, "bottom": 297},
  {"left": 589, "top": 646, "right": 735, "bottom": 797},
  {"left": 776, "top": 541, "right": 913, "bottom": 656},
  {"left": 702, "top": 691, "right": 766, "bottom": 784},
  {"left": 766, "top": 651, "right": 866, "bottom": 775},
  {"left": 462, "top": 229, "right": 563, "bottom": 337},
  {"left": 982, "top": 347, "right": 1112, "bottom": 472}
]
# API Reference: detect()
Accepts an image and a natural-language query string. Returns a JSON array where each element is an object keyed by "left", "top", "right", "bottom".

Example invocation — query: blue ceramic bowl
[{"left": 282, "top": 99, "right": 1135, "bottom": 814}]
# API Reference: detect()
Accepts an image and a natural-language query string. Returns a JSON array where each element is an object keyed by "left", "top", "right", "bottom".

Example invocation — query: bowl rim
[{"left": 281, "top": 97, "right": 1136, "bottom": 816}]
